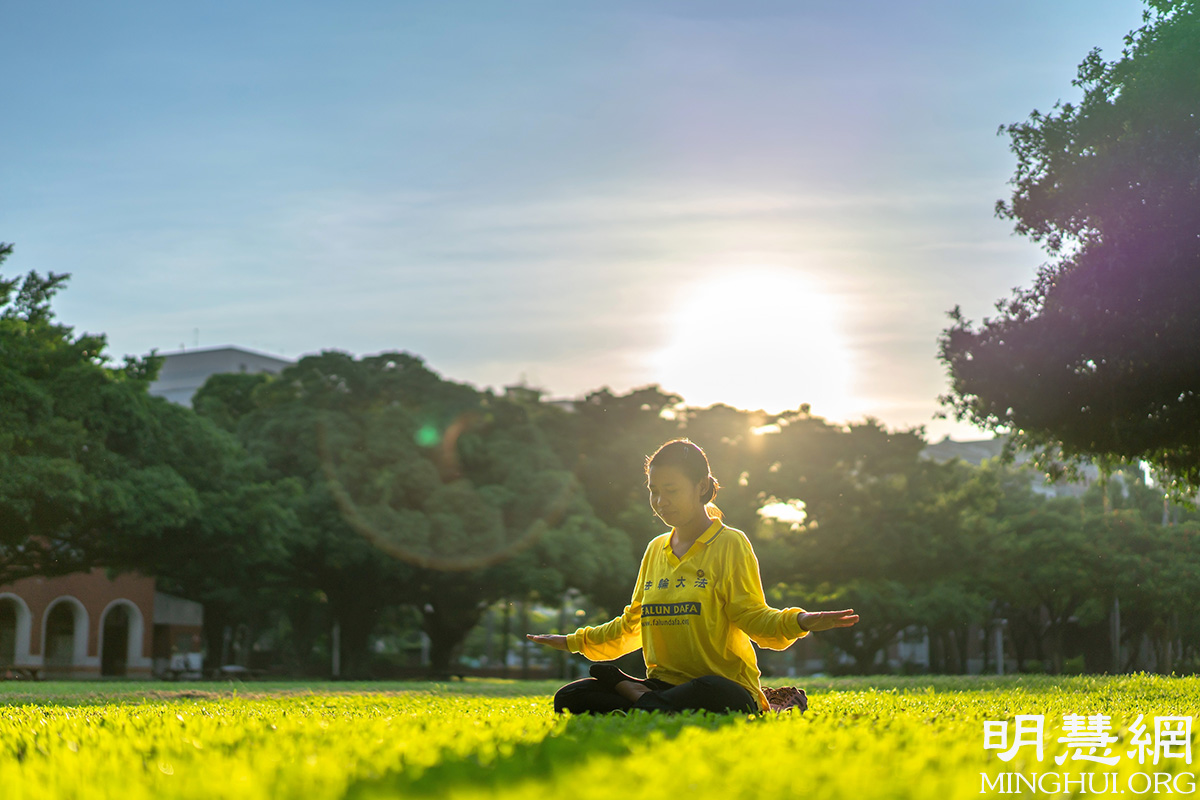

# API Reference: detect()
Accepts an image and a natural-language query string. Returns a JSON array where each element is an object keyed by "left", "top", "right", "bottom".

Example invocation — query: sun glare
[{"left": 649, "top": 268, "right": 859, "bottom": 420}]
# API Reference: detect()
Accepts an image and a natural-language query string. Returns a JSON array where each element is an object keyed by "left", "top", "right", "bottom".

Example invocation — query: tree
[
  {"left": 0, "top": 251, "right": 103, "bottom": 580},
  {"left": 550, "top": 385, "right": 684, "bottom": 613},
  {"left": 767, "top": 420, "right": 994, "bottom": 672},
  {"left": 940, "top": 1, "right": 1200, "bottom": 490},
  {"left": 0, "top": 244, "right": 295, "bottom": 663},
  {"left": 0, "top": 248, "right": 208, "bottom": 583},
  {"left": 203, "top": 351, "right": 630, "bottom": 676}
]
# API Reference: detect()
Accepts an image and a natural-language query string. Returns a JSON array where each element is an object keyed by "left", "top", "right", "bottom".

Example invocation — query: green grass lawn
[{"left": 1, "top": 675, "right": 1196, "bottom": 799}]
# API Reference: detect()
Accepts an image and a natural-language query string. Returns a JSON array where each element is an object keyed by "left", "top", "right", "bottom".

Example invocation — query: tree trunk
[
  {"left": 334, "top": 605, "right": 380, "bottom": 679},
  {"left": 948, "top": 627, "right": 962, "bottom": 674},
  {"left": 284, "top": 597, "right": 325, "bottom": 674},
  {"left": 829, "top": 632, "right": 885, "bottom": 674},
  {"left": 519, "top": 599, "right": 530, "bottom": 679},
  {"left": 1122, "top": 627, "right": 1145, "bottom": 672},
  {"left": 1009, "top": 610, "right": 1042, "bottom": 672},
  {"left": 201, "top": 603, "right": 237, "bottom": 672},
  {"left": 937, "top": 629, "right": 955, "bottom": 674},
  {"left": 929, "top": 629, "right": 945, "bottom": 673},
  {"left": 501, "top": 601, "right": 512, "bottom": 677},
  {"left": 981, "top": 624, "right": 991, "bottom": 675},
  {"left": 851, "top": 647, "right": 880, "bottom": 673},
  {"left": 1011, "top": 621, "right": 1032, "bottom": 672},
  {"left": 422, "top": 603, "right": 485, "bottom": 679},
  {"left": 1047, "top": 622, "right": 1064, "bottom": 674}
]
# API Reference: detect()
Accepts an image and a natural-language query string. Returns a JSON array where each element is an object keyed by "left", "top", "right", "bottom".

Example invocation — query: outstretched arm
[
  {"left": 526, "top": 607, "right": 642, "bottom": 660},
  {"left": 528, "top": 541, "right": 655, "bottom": 660},
  {"left": 796, "top": 609, "right": 859, "bottom": 632},
  {"left": 526, "top": 634, "right": 569, "bottom": 651},
  {"left": 724, "top": 533, "right": 859, "bottom": 648}
]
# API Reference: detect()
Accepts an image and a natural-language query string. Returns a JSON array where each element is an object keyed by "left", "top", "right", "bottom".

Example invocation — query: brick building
[{"left": 0, "top": 569, "right": 203, "bottom": 679}]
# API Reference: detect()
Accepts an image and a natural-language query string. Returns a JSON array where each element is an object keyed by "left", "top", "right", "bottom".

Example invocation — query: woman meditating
[{"left": 528, "top": 438, "right": 858, "bottom": 714}]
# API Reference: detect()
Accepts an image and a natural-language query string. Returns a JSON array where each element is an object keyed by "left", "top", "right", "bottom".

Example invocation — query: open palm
[{"left": 798, "top": 608, "right": 858, "bottom": 632}]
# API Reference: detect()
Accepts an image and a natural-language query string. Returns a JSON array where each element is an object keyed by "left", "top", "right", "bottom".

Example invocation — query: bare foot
[{"left": 615, "top": 680, "right": 651, "bottom": 703}]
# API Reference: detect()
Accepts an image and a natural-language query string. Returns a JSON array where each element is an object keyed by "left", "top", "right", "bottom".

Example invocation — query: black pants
[{"left": 553, "top": 673, "right": 759, "bottom": 715}]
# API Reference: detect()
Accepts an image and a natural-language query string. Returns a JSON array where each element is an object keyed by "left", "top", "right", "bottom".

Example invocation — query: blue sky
[{"left": 0, "top": 0, "right": 1149, "bottom": 438}]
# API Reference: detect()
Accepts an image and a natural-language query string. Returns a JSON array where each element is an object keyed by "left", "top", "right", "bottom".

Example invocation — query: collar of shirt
[{"left": 662, "top": 519, "right": 725, "bottom": 566}]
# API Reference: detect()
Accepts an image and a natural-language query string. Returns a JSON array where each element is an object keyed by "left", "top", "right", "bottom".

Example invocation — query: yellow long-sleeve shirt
[{"left": 566, "top": 519, "right": 807, "bottom": 713}]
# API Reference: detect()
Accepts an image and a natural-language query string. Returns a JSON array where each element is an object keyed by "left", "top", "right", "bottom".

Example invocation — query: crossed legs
[{"left": 553, "top": 666, "right": 758, "bottom": 715}]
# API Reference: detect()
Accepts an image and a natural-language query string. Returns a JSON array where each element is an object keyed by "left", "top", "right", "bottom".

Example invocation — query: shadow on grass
[{"left": 341, "top": 710, "right": 752, "bottom": 799}]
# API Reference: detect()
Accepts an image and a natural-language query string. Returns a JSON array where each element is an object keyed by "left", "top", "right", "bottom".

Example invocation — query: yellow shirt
[{"left": 566, "top": 519, "right": 808, "bottom": 712}]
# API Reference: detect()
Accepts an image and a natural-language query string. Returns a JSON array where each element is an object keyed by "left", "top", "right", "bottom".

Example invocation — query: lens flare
[
  {"left": 316, "top": 417, "right": 574, "bottom": 572},
  {"left": 414, "top": 425, "right": 441, "bottom": 448}
]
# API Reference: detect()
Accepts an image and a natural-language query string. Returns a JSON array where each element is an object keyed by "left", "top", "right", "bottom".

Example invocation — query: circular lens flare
[{"left": 317, "top": 417, "right": 573, "bottom": 572}]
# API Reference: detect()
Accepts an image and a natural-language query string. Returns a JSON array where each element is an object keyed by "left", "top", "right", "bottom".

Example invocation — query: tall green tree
[
  {"left": 0, "top": 251, "right": 106, "bottom": 581},
  {"left": 940, "top": 1, "right": 1200, "bottom": 490},
  {"left": 0, "top": 245, "right": 294, "bottom": 662},
  {"left": 767, "top": 421, "right": 993, "bottom": 671},
  {"left": 202, "top": 351, "right": 629, "bottom": 676},
  {"left": 550, "top": 385, "right": 684, "bottom": 612}
]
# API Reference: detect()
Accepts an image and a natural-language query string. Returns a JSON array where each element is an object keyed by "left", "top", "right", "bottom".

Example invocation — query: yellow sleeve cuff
[
  {"left": 566, "top": 630, "right": 585, "bottom": 654},
  {"left": 787, "top": 609, "right": 810, "bottom": 639}
]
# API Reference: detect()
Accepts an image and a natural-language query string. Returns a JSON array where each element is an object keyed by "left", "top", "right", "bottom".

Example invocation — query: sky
[{"left": 0, "top": 0, "right": 1150, "bottom": 440}]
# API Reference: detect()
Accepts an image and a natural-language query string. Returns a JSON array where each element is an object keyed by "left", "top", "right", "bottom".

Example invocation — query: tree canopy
[
  {"left": 0, "top": 243, "right": 295, "bottom": 659},
  {"left": 197, "top": 351, "right": 631, "bottom": 675},
  {"left": 939, "top": 1, "right": 1200, "bottom": 490},
  {"left": 0, "top": 246, "right": 200, "bottom": 582}
]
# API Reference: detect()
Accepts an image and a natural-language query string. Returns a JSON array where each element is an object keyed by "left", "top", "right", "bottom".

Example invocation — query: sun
[{"left": 648, "top": 268, "right": 859, "bottom": 419}]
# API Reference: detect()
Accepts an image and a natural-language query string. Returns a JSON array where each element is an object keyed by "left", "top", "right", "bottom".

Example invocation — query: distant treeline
[{"left": 4, "top": 252, "right": 1200, "bottom": 677}]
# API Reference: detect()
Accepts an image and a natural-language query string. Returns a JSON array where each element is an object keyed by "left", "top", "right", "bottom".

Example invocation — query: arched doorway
[
  {"left": 0, "top": 599, "right": 16, "bottom": 667},
  {"left": 45, "top": 604, "right": 77, "bottom": 668},
  {"left": 101, "top": 605, "right": 130, "bottom": 677}
]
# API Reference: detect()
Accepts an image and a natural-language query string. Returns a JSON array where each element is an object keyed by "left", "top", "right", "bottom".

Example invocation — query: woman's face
[{"left": 647, "top": 464, "right": 706, "bottom": 529}]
